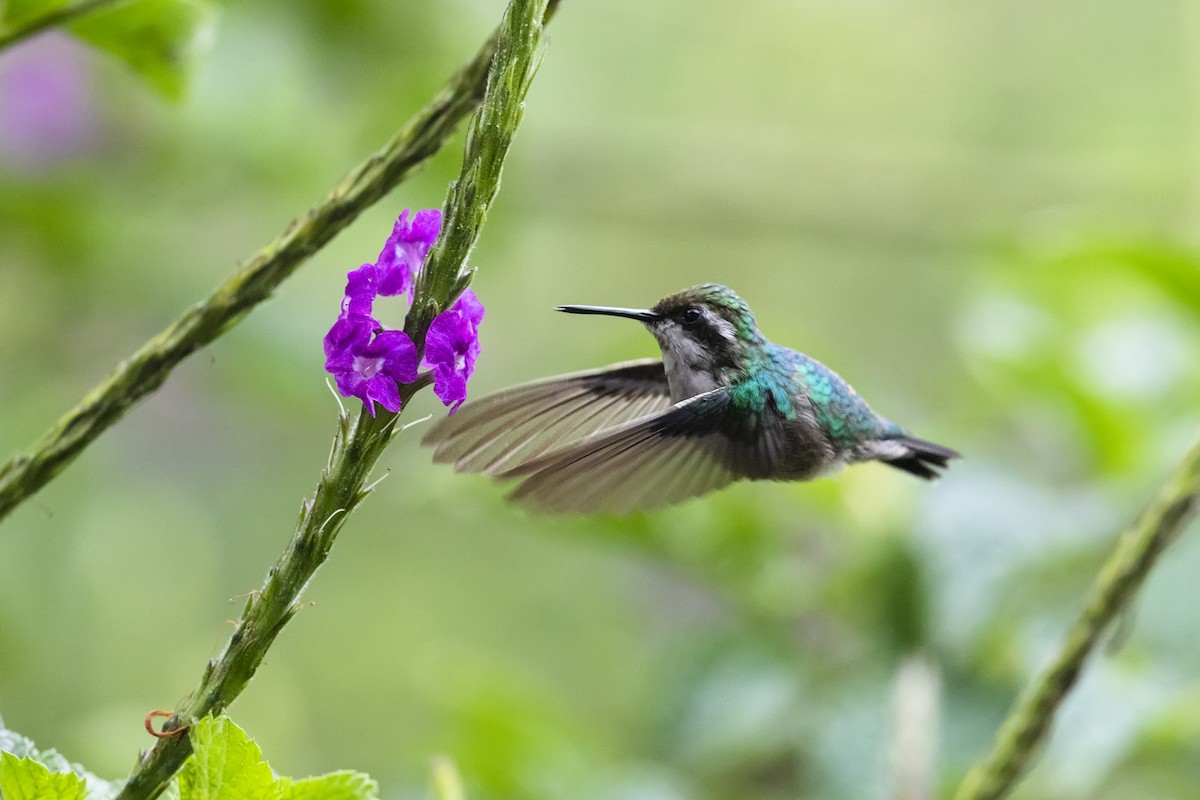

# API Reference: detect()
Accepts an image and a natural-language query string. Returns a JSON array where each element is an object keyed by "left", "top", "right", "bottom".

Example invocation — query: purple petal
[
  {"left": 422, "top": 324, "right": 454, "bottom": 367},
  {"left": 424, "top": 290, "right": 483, "bottom": 411},
  {"left": 370, "top": 330, "right": 420, "bottom": 384},
  {"left": 375, "top": 208, "right": 443, "bottom": 297},
  {"left": 366, "top": 374, "right": 402, "bottom": 414},
  {"left": 375, "top": 258, "right": 413, "bottom": 298},
  {"left": 324, "top": 351, "right": 355, "bottom": 373},
  {"left": 407, "top": 208, "right": 442, "bottom": 244},
  {"left": 450, "top": 288, "right": 485, "bottom": 326},
  {"left": 324, "top": 313, "right": 375, "bottom": 358},
  {"left": 322, "top": 207, "right": 446, "bottom": 415},
  {"left": 343, "top": 264, "right": 378, "bottom": 316},
  {"left": 460, "top": 336, "right": 481, "bottom": 375},
  {"left": 334, "top": 370, "right": 369, "bottom": 405},
  {"left": 432, "top": 365, "right": 468, "bottom": 412}
]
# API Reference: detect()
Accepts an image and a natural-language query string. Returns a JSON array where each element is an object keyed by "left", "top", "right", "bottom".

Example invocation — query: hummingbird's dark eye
[{"left": 680, "top": 307, "right": 703, "bottom": 327}]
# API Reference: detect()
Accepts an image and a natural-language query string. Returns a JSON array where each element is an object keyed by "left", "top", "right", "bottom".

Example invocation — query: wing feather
[
  {"left": 501, "top": 389, "right": 743, "bottom": 515},
  {"left": 422, "top": 359, "right": 672, "bottom": 474},
  {"left": 463, "top": 392, "right": 630, "bottom": 473},
  {"left": 430, "top": 371, "right": 810, "bottom": 515}
]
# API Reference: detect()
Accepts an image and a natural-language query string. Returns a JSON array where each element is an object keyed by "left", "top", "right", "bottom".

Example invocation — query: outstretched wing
[
  {"left": 499, "top": 387, "right": 791, "bottom": 515},
  {"left": 421, "top": 359, "right": 674, "bottom": 475}
]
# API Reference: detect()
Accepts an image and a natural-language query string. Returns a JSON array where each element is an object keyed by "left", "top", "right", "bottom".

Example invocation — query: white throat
[{"left": 658, "top": 335, "right": 725, "bottom": 402}]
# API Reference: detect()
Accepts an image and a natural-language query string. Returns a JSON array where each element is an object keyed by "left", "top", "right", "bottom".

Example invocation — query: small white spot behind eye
[{"left": 712, "top": 316, "right": 736, "bottom": 342}]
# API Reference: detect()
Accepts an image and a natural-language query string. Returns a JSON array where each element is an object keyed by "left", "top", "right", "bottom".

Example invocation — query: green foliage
[
  {"left": 180, "top": 717, "right": 280, "bottom": 800},
  {"left": 0, "top": 753, "right": 86, "bottom": 800},
  {"left": 963, "top": 238, "right": 1200, "bottom": 477},
  {"left": 277, "top": 773, "right": 379, "bottom": 800},
  {"left": 68, "top": 0, "right": 217, "bottom": 100},
  {"left": 0, "top": 717, "right": 116, "bottom": 800},
  {"left": 3, "top": 2, "right": 1200, "bottom": 800},
  {"left": 0, "top": 714, "right": 391, "bottom": 800},
  {"left": 0, "top": 0, "right": 217, "bottom": 99},
  {"left": 0, "top": 0, "right": 69, "bottom": 27},
  {"left": 179, "top": 717, "right": 378, "bottom": 800},
  {"left": 100, "top": 3, "right": 546, "bottom": 800}
]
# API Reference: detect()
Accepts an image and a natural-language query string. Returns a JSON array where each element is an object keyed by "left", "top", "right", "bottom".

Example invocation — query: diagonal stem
[
  {"left": 112, "top": 0, "right": 547, "bottom": 798},
  {"left": 0, "top": 0, "right": 560, "bottom": 528},
  {"left": 953, "top": 432, "right": 1200, "bottom": 800}
]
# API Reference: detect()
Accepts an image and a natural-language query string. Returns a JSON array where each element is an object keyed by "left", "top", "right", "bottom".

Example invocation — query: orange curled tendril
[{"left": 144, "top": 710, "right": 188, "bottom": 738}]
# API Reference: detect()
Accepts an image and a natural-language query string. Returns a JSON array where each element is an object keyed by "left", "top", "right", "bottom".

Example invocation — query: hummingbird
[{"left": 422, "top": 283, "right": 959, "bottom": 515}]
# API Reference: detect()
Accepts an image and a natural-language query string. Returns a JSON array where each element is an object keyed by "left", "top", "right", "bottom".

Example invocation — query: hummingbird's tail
[{"left": 876, "top": 435, "right": 960, "bottom": 480}]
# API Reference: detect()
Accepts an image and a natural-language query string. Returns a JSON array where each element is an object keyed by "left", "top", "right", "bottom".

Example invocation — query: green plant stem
[
  {"left": 113, "top": 398, "right": 408, "bottom": 800},
  {"left": 0, "top": 0, "right": 122, "bottom": 50},
  {"left": 0, "top": 0, "right": 560, "bottom": 529},
  {"left": 113, "top": 1, "right": 546, "bottom": 798},
  {"left": 954, "top": 433, "right": 1200, "bottom": 800}
]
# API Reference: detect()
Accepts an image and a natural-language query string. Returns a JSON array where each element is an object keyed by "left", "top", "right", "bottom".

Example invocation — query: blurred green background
[{"left": 2, "top": 1, "right": 1200, "bottom": 798}]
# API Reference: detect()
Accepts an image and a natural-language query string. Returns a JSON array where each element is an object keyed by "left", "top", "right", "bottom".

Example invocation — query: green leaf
[
  {"left": 0, "top": 719, "right": 118, "bottom": 800},
  {"left": 277, "top": 771, "right": 379, "bottom": 800},
  {"left": 0, "top": 752, "right": 86, "bottom": 800},
  {"left": 0, "top": 0, "right": 68, "bottom": 29},
  {"left": 179, "top": 716, "right": 281, "bottom": 800},
  {"left": 68, "top": 0, "right": 217, "bottom": 101},
  {"left": 178, "top": 716, "right": 383, "bottom": 800}
]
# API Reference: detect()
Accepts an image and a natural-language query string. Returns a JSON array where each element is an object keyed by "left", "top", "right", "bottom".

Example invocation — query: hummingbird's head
[
  {"left": 558, "top": 284, "right": 764, "bottom": 396},
  {"left": 648, "top": 283, "right": 763, "bottom": 345}
]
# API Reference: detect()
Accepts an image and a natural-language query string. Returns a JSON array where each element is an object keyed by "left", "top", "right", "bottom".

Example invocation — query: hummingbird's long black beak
[{"left": 556, "top": 305, "right": 661, "bottom": 322}]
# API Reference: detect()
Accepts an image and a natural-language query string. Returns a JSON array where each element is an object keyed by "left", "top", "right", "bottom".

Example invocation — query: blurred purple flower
[
  {"left": 424, "top": 289, "right": 485, "bottom": 413},
  {"left": 323, "top": 314, "right": 418, "bottom": 417},
  {"left": 375, "top": 208, "right": 441, "bottom": 298},
  {"left": 0, "top": 33, "right": 96, "bottom": 168}
]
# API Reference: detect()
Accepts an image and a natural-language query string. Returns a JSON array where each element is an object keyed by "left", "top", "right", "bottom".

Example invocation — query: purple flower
[
  {"left": 375, "top": 208, "right": 442, "bottom": 298},
  {"left": 342, "top": 263, "right": 378, "bottom": 317},
  {"left": 324, "top": 206, "right": 481, "bottom": 417},
  {"left": 424, "top": 289, "right": 485, "bottom": 413},
  {"left": 323, "top": 314, "right": 418, "bottom": 417},
  {"left": 0, "top": 33, "right": 96, "bottom": 169},
  {"left": 323, "top": 312, "right": 372, "bottom": 359}
]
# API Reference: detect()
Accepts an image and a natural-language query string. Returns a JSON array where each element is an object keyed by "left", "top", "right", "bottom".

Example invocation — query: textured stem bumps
[
  {"left": 113, "top": 1, "right": 548, "bottom": 799},
  {"left": 954, "top": 432, "right": 1200, "bottom": 800},
  {"left": 0, "top": 0, "right": 561, "bottom": 528}
]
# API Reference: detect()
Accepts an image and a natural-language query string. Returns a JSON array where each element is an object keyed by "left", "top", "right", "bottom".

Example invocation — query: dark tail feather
[{"left": 881, "top": 435, "right": 961, "bottom": 481}]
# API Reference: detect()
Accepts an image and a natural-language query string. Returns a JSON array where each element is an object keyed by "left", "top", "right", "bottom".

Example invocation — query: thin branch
[
  {"left": 0, "top": 0, "right": 561, "bottom": 528},
  {"left": 0, "top": 0, "right": 122, "bottom": 50},
  {"left": 112, "top": 0, "right": 547, "bottom": 798},
  {"left": 953, "top": 432, "right": 1200, "bottom": 800}
]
